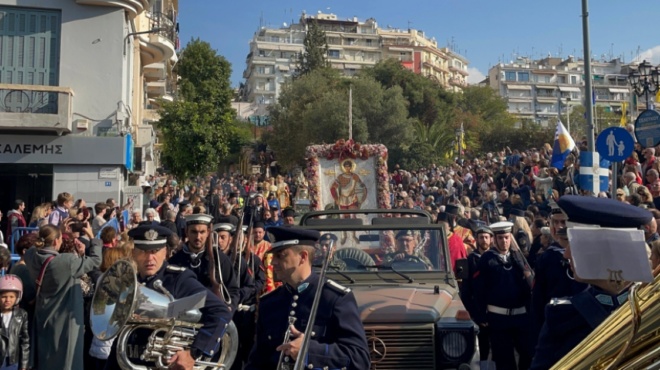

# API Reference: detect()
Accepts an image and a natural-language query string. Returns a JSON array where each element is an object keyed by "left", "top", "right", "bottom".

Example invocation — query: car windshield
[{"left": 311, "top": 226, "right": 447, "bottom": 272}]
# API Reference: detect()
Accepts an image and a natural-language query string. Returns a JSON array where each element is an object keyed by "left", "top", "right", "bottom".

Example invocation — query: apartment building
[
  {"left": 241, "top": 12, "right": 468, "bottom": 116},
  {"left": 487, "top": 56, "right": 630, "bottom": 127},
  {"left": 0, "top": 0, "right": 177, "bottom": 212}
]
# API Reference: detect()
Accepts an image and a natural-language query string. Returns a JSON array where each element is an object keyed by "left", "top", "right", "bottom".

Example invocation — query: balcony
[
  {"left": 140, "top": 12, "right": 177, "bottom": 65},
  {"left": 146, "top": 80, "right": 166, "bottom": 98},
  {"left": 449, "top": 78, "right": 466, "bottom": 87},
  {"left": 75, "top": 0, "right": 150, "bottom": 18},
  {"left": 0, "top": 84, "right": 73, "bottom": 134},
  {"left": 143, "top": 62, "right": 166, "bottom": 82},
  {"left": 143, "top": 108, "right": 160, "bottom": 123}
]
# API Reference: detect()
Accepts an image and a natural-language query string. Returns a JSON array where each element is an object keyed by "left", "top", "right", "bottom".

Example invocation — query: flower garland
[{"left": 305, "top": 139, "right": 390, "bottom": 210}]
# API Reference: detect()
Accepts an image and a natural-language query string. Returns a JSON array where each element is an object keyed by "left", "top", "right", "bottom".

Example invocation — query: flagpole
[{"left": 581, "top": 0, "right": 595, "bottom": 151}]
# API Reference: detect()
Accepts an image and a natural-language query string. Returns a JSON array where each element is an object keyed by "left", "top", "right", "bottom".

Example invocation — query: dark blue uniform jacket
[
  {"left": 244, "top": 273, "right": 370, "bottom": 370},
  {"left": 105, "top": 262, "right": 232, "bottom": 369},
  {"left": 530, "top": 285, "right": 629, "bottom": 370}
]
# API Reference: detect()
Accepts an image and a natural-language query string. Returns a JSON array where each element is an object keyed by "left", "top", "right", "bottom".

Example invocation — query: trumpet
[{"left": 276, "top": 316, "right": 298, "bottom": 370}]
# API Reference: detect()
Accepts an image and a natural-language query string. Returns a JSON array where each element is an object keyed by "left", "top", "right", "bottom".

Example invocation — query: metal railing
[{"left": 150, "top": 11, "right": 176, "bottom": 43}]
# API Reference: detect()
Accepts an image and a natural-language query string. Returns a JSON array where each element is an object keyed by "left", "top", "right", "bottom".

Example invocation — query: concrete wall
[
  {"left": 7, "top": 0, "right": 130, "bottom": 135},
  {"left": 53, "top": 164, "right": 123, "bottom": 204}
]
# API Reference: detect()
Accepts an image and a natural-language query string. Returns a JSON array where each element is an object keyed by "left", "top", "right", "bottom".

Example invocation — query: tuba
[
  {"left": 551, "top": 266, "right": 660, "bottom": 370},
  {"left": 91, "top": 260, "right": 239, "bottom": 370}
]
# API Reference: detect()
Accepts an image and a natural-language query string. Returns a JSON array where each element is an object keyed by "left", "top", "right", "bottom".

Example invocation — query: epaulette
[
  {"left": 166, "top": 265, "right": 186, "bottom": 273},
  {"left": 326, "top": 279, "right": 351, "bottom": 295},
  {"left": 549, "top": 297, "right": 572, "bottom": 306}
]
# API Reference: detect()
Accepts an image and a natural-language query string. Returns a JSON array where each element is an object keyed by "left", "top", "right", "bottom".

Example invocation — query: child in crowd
[{"left": 0, "top": 274, "right": 29, "bottom": 370}]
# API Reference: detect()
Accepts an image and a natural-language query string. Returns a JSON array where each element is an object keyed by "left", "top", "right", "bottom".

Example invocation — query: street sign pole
[{"left": 611, "top": 162, "right": 618, "bottom": 196}]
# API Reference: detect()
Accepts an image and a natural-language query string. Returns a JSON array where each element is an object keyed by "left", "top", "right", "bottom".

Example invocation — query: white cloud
[
  {"left": 633, "top": 45, "right": 660, "bottom": 64},
  {"left": 466, "top": 67, "right": 486, "bottom": 85}
]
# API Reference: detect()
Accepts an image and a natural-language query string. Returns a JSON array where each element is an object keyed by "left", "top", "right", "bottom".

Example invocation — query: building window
[
  {"left": 366, "top": 39, "right": 372, "bottom": 47},
  {"left": 269, "top": 36, "right": 279, "bottom": 42},
  {"left": 505, "top": 71, "right": 517, "bottom": 81},
  {"left": 518, "top": 72, "right": 529, "bottom": 82},
  {"left": 328, "top": 50, "right": 340, "bottom": 59},
  {"left": 571, "top": 75, "right": 578, "bottom": 84},
  {"left": 346, "top": 38, "right": 356, "bottom": 45}
]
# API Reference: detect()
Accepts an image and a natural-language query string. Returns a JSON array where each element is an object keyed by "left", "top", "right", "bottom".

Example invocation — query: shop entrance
[{"left": 0, "top": 164, "right": 53, "bottom": 227}]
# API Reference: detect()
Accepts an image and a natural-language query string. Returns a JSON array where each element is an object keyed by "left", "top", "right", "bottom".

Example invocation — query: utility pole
[
  {"left": 348, "top": 85, "right": 353, "bottom": 140},
  {"left": 582, "top": 0, "right": 595, "bottom": 151}
]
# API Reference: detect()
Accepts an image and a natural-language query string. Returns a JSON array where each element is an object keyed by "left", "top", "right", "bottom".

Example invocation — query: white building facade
[
  {"left": 488, "top": 56, "right": 630, "bottom": 128},
  {"left": 0, "top": 0, "right": 177, "bottom": 212}
]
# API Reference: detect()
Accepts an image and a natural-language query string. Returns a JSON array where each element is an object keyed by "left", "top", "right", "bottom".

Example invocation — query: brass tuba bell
[{"left": 91, "top": 260, "right": 238, "bottom": 370}]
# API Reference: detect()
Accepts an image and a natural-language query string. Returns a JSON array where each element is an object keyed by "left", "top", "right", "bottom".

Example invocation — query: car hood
[{"left": 354, "top": 285, "right": 456, "bottom": 324}]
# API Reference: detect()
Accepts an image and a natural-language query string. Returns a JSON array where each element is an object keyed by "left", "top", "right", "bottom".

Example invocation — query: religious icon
[{"left": 329, "top": 159, "right": 368, "bottom": 210}]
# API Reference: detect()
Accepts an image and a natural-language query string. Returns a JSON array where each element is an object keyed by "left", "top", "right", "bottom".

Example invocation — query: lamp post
[{"left": 628, "top": 60, "right": 660, "bottom": 110}]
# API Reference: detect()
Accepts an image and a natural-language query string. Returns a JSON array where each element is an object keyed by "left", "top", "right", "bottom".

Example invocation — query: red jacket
[
  {"left": 7, "top": 209, "right": 26, "bottom": 240},
  {"left": 448, "top": 232, "right": 468, "bottom": 272}
]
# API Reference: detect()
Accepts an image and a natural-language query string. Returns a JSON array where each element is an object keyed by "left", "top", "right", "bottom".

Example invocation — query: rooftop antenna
[{"left": 407, "top": 20, "right": 412, "bottom": 31}]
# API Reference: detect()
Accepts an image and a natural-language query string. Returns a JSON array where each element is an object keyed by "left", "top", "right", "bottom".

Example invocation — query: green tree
[
  {"left": 265, "top": 69, "right": 410, "bottom": 168},
  {"left": 297, "top": 20, "right": 329, "bottom": 76},
  {"left": 557, "top": 105, "right": 621, "bottom": 139},
  {"left": 156, "top": 39, "right": 235, "bottom": 179}
]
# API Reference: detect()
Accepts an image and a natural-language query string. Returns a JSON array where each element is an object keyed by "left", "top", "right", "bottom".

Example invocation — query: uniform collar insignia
[{"left": 297, "top": 282, "right": 309, "bottom": 293}]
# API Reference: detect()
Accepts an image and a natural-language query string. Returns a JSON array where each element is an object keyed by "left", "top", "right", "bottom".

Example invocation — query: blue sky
[{"left": 179, "top": 0, "right": 660, "bottom": 87}]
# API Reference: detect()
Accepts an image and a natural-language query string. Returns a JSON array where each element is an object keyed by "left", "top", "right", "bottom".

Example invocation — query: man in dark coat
[
  {"left": 244, "top": 227, "right": 370, "bottom": 370},
  {"left": 473, "top": 221, "right": 532, "bottom": 370},
  {"left": 530, "top": 196, "right": 654, "bottom": 369},
  {"left": 460, "top": 226, "right": 494, "bottom": 366},
  {"left": 105, "top": 224, "right": 233, "bottom": 369},
  {"left": 168, "top": 214, "right": 239, "bottom": 311}
]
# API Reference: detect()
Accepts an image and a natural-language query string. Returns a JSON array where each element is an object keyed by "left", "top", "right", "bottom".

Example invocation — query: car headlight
[{"left": 441, "top": 331, "right": 468, "bottom": 360}]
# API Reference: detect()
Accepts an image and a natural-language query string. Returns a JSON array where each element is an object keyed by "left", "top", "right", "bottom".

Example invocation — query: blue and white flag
[
  {"left": 551, "top": 120, "right": 576, "bottom": 170},
  {"left": 579, "top": 151, "right": 610, "bottom": 195},
  {"left": 96, "top": 217, "right": 121, "bottom": 238}
]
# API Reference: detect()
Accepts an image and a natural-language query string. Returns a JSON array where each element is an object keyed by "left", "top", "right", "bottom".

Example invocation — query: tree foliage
[
  {"left": 265, "top": 69, "right": 410, "bottom": 167},
  {"left": 156, "top": 39, "right": 235, "bottom": 179},
  {"left": 297, "top": 20, "right": 329, "bottom": 76}
]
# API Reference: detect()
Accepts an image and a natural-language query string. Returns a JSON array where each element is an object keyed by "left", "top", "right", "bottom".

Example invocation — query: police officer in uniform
[
  {"left": 169, "top": 214, "right": 240, "bottom": 310},
  {"left": 106, "top": 225, "right": 233, "bottom": 370},
  {"left": 530, "top": 196, "right": 653, "bottom": 369},
  {"left": 530, "top": 207, "right": 587, "bottom": 351},
  {"left": 459, "top": 226, "right": 494, "bottom": 366},
  {"left": 474, "top": 221, "right": 532, "bottom": 370},
  {"left": 245, "top": 227, "right": 370, "bottom": 370}
]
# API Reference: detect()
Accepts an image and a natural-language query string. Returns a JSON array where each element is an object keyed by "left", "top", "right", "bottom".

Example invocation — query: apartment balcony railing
[{"left": 0, "top": 84, "right": 73, "bottom": 134}]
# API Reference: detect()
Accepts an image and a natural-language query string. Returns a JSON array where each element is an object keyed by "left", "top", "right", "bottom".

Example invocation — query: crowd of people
[{"left": 0, "top": 136, "right": 658, "bottom": 370}]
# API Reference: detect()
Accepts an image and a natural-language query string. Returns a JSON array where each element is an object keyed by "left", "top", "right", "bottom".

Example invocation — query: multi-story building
[
  {"left": 487, "top": 56, "right": 630, "bottom": 128},
  {"left": 0, "top": 0, "right": 177, "bottom": 212},
  {"left": 240, "top": 12, "right": 468, "bottom": 117}
]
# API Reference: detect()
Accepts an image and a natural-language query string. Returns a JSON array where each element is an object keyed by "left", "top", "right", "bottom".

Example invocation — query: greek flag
[{"left": 578, "top": 151, "right": 610, "bottom": 195}]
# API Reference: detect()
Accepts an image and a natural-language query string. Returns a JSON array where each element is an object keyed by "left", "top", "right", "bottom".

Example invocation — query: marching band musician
[
  {"left": 459, "top": 226, "right": 494, "bottom": 367},
  {"left": 530, "top": 196, "right": 653, "bottom": 370},
  {"left": 473, "top": 221, "right": 533, "bottom": 370},
  {"left": 530, "top": 206, "right": 587, "bottom": 352},
  {"left": 212, "top": 223, "right": 265, "bottom": 370},
  {"left": 105, "top": 225, "right": 233, "bottom": 370},
  {"left": 168, "top": 214, "right": 240, "bottom": 310},
  {"left": 245, "top": 227, "right": 370, "bottom": 370}
]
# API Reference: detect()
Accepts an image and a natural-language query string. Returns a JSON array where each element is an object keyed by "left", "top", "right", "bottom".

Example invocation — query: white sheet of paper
[{"left": 567, "top": 227, "right": 653, "bottom": 283}]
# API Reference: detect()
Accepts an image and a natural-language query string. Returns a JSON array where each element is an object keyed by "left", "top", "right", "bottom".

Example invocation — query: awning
[
  {"left": 344, "top": 64, "right": 362, "bottom": 69},
  {"left": 278, "top": 65, "right": 290, "bottom": 71},
  {"left": 507, "top": 85, "right": 532, "bottom": 91},
  {"left": 253, "top": 60, "right": 275, "bottom": 65},
  {"left": 386, "top": 47, "right": 413, "bottom": 52},
  {"left": 609, "top": 88, "right": 629, "bottom": 93},
  {"left": 536, "top": 85, "right": 557, "bottom": 89},
  {"left": 331, "top": 63, "right": 344, "bottom": 69},
  {"left": 507, "top": 98, "right": 531, "bottom": 103},
  {"left": 559, "top": 86, "right": 581, "bottom": 92}
]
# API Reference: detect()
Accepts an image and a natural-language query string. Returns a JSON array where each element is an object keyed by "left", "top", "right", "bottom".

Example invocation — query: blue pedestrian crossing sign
[{"left": 596, "top": 127, "right": 634, "bottom": 162}]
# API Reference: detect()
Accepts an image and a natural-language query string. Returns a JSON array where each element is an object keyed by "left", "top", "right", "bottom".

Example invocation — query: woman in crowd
[
  {"left": 650, "top": 239, "right": 660, "bottom": 270},
  {"left": 24, "top": 224, "right": 101, "bottom": 370},
  {"left": 9, "top": 233, "right": 38, "bottom": 322},
  {"left": 637, "top": 186, "right": 655, "bottom": 209}
]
